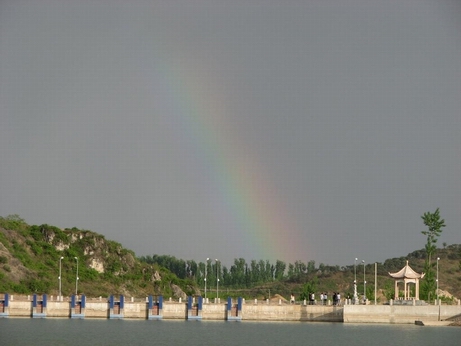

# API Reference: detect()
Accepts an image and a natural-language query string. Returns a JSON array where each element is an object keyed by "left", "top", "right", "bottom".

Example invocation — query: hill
[
  {"left": 0, "top": 215, "right": 198, "bottom": 298},
  {"left": 245, "top": 244, "right": 461, "bottom": 303},
  {"left": 1, "top": 215, "right": 460, "bottom": 302}
]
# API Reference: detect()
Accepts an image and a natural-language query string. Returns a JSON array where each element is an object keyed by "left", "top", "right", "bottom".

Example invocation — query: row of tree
[
  {"left": 138, "top": 254, "right": 346, "bottom": 288},
  {"left": 140, "top": 209, "right": 448, "bottom": 302}
]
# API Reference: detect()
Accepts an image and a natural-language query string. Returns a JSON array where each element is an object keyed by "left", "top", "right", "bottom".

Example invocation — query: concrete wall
[
  {"left": 85, "top": 301, "right": 110, "bottom": 318},
  {"left": 201, "top": 303, "right": 227, "bottom": 320},
  {"left": 46, "top": 301, "right": 71, "bottom": 318},
  {"left": 163, "top": 302, "right": 188, "bottom": 320},
  {"left": 3, "top": 296, "right": 460, "bottom": 324},
  {"left": 4, "top": 298, "right": 342, "bottom": 321},
  {"left": 343, "top": 305, "right": 461, "bottom": 324},
  {"left": 123, "top": 301, "right": 148, "bottom": 319},
  {"left": 8, "top": 301, "right": 32, "bottom": 317},
  {"left": 241, "top": 303, "right": 343, "bottom": 322}
]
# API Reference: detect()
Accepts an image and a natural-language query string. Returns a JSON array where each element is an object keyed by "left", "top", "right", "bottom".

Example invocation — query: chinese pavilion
[{"left": 389, "top": 261, "right": 425, "bottom": 300}]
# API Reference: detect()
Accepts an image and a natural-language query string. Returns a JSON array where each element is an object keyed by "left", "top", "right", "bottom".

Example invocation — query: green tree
[
  {"left": 420, "top": 208, "right": 445, "bottom": 301},
  {"left": 287, "top": 263, "right": 295, "bottom": 279},
  {"left": 250, "top": 260, "right": 259, "bottom": 284},
  {"left": 382, "top": 280, "right": 395, "bottom": 301},
  {"left": 307, "top": 260, "right": 316, "bottom": 273},
  {"left": 230, "top": 258, "right": 246, "bottom": 286},
  {"left": 274, "top": 260, "right": 286, "bottom": 280},
  {"left": 299, "top": 277, "right": 318, "bottom": 301}
]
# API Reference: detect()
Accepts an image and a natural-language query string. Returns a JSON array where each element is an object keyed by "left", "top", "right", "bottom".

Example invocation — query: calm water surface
[{"left": 1, "top": 319, "right": 460, "bottom": 346}]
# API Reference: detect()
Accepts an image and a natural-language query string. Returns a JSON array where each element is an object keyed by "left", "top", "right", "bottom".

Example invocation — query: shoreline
[{"left": 1, "top": 294, "right": 460, "bottom": 326}]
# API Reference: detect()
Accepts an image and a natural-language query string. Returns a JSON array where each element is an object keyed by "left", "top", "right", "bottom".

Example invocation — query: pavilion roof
[{"left": 389, "top": 261, "right": 425, "bottom": 279}]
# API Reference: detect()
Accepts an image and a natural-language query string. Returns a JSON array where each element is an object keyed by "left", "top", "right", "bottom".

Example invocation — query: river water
[{"left": 1, "top": 319, "right": 460, "bottom": 346}]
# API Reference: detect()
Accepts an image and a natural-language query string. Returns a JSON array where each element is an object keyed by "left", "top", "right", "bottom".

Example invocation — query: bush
[
  {"left": 0, "top": 232, "right": 9, "bottom": 248},
  {"left": 29, "top": 225, "right": 44, "bottom": 241},
  {"left": 0, "top": 215, "right": 28, "bottom": 232},
  {"left": 28, "top": 279, "right": 51, "bottom": 293},
  {"left": 81, "top": 268, "right": 99, "bottom": 281},
  {"left": 26, "top": 240, "right": 43, "bottom": 255},
  {"left": 11, "top": 282, "right": 29, "bottom": 294}
]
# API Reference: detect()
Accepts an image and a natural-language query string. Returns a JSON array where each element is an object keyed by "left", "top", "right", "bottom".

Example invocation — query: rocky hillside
[{"left": 0, "top": 215, "right": 198, "bottom": 298}]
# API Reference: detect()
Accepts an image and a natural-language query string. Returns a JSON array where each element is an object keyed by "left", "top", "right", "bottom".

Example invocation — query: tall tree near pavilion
[{"left": 420, "top": 208, "right": 445, "bottom": 301}]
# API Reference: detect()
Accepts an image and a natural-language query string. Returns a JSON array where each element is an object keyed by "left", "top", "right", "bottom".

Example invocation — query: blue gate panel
[{"left": 158, "top": 296, "right": 163, "bottom": 310}]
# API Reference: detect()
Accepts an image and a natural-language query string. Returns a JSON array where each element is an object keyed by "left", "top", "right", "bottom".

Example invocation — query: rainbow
[{"left": 141, "top": 50, "right": 313, "bottom": 263}]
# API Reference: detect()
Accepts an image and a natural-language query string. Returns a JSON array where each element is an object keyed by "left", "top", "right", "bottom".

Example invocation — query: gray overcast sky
[{"left": 1, "top": 0, "right": 460, "bottom": 267}]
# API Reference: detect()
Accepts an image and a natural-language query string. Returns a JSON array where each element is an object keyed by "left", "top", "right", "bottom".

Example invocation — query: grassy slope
[{"left": 0, "top": 217, "right": 197, "bottom": 298}]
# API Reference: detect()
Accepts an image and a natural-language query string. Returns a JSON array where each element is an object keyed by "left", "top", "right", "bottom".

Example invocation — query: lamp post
[
  {"left": 374, "top": 262, "right": 377, "bottom": 305},
  {"left": 204, "top": 258, "right": 209, "bottom": 300},
  {"left": 216, "top": 259, "right": 219, "bottom": 302},
  {"left": 436, "top": 257, "right": 440, "bottom": 305},
  {"left": 59, "top": 256, "right": 64, "bottom": 301},
  {"left": 353, "top": 258, "right": 358, "bottom": 304},
  {"left": 362, "top": 260, "right": 366, "bottom": 304},
  {"left": 74, "top": 257, "right": 79, "bottom": 296}
]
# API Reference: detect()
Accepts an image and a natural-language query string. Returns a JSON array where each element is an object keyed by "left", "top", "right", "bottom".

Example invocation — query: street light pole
[
  {"left": 59, "top": 256, "right": 64, "bottom": 301},
  {"left": 362, "top": 260, "right": 366, "bottom": 304},
  {"left": 74, "top": 257, "right": 79, "bottom": 296},
  {"left": 205, "top": 258, "right": 209, "bottom": 300},
  {"left": 216, "top": 259, "right": 219, "bottom": 302},
  {"left": 374, "top": 262, "right": 377, "bottom": 305},
  {"left": 436, "top": 257, "right": 440, "bottom": 305},
  {"left": 353, "top": 258, "right": 358, "bottom": 304},
  {"left": 437, "top": 257, "right": 441, "bottom": 321}
]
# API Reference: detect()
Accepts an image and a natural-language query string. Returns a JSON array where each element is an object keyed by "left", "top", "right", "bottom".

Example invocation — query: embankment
[{"left": 1, "top": 295, "right": 460, "bottom": 325}]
